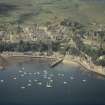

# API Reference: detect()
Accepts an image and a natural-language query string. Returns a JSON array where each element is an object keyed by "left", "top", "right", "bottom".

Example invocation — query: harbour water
[{"left": 0, "top": 61, "right": 105, "bottom": 105}]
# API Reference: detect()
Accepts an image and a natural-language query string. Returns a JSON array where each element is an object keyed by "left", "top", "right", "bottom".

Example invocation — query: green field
[{"left": 0, "top": 0, "right": 105, "bottom": 25}]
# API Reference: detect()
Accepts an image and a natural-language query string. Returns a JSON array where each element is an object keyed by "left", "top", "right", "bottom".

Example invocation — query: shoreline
[
  {"left": 0, "top": 53, "right": 105, "bottom": 77},
  {"left": 63, "top": 59, "right": 79, "bottom": 66},
  {"left": 0, "top": 54, "right": 61, "bottom": 69},
  {"left": 64, "top": 55, "right": 105, "bottom": 77}
]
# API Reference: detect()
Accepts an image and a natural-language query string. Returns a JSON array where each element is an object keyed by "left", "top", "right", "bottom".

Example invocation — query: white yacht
[
  {"left": 19, "top": 70, "right": 23, "bottom": 73},
  {"left": 64, "top": 81, "right": 68, "bottom": 84},
  {"left": 37, "top": 72, "right": 40, "bottom": 75},
  {"left": 13, "top": 77, "right": 17, "bottom": 80},
  {"left": 20, "top": 74, "right": 24, "bottom": 77},
  {"left": 34, "top": 79, "right": 38, "bottom": 82},
  {"left": 50, "top": 79, "right": 53, "bottom": 82},
  {"left": 34, "top": 72, "right": 36, "bottom": 75},
  {"left": 38, "top": 82, "right": 42, "bottom": 85},
  {"left": 21, "top": 86, "right": 26, "bottom": 89},
  {"left": 0, "top": 80, "right": 4, "bottom": 83},
  {"left": 70, "top": 76, "right": 74, "bottom": 80},
  {"left": 61, "top": 74, "right": 64, "bottom": 77},
  {"left": 27, "top": 83, "right": 32, "bottom": 87},
  {"left": 82, "top": 79, "right": 86, "bottom": 82},
  {"left": 24, "top": 72, "right": 27, "bottom": 75},
  {"left": 28, "top": 80, "right": 32, "bottom": 82},
  {"left": 46, "top": 82, "right": 52, "bottom": 88},
  {"left": 43, "top": 70, "right": 48, "bottom": 74},
  {"left": 48, "top": 77, "right": 51, "bottom": 80}
]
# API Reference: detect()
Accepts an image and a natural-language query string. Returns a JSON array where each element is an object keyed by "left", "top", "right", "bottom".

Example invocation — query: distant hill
[{"left": 0, "top": 0, "right": 105, "bottom": 25}]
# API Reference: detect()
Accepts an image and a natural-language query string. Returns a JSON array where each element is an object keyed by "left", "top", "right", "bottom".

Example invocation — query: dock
[{"left": 50, "top": 58, "right": 64, "bottom": 68}]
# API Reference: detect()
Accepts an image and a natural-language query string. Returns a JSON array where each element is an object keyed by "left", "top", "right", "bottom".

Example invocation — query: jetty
[{"left": 50, "top": 58, "right": 64, "bottom": 68}]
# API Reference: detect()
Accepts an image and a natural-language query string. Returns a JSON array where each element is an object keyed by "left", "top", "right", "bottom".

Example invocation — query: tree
[{"left": 16, "top": 40, "right": 24, "bottom": 52}]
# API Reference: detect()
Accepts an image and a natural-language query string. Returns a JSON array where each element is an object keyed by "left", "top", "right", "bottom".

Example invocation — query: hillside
[{"left": 0, "top": 0, "right": 105, "bottom": 25}]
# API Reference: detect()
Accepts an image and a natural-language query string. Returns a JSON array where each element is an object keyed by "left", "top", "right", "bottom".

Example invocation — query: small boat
[
  {"left": 20, "top": 74, "right": 24, "bottom": 77},
  {"left": 82, "top": 79, "right": 86, "bottom": 82},
  {"left": 27, "top": 84, "right": 32, "bottom": 87},
  {"left": 22, "top": 67, "right": 25, "bottom": 70},
  {"left": 24, "top": 72, "right": 27, "bottom": 75},
  {"left": 37, "top": 72, "right": 40, "bottom": 75},
  {"left": 38, "top": 82, "right": 42, "bottom": 85},
  {"left": 58, "top": 73, "right": 61, "bottom": 76},
  {"left": 21, "top": 86, "right": 26, "bottom": 89},
  {"left": 61, "top": 74, "right": 64, "bottom": 77},
  {"left": 70, "top": 76, "right": 74, "bottom": 80},
  {"left": 19, "top": 70, "right": 23, "bottom": 73},
  {"left": 0, "top": 80, "right": 4, "bottom": 83},
  {"left": 34, "top": 72, "right": 36, "bottom": 75},
  {"left": 48, "top": 77, "right": 51, "bottom": 80},
  {"left": 28, "top": 80, "right": 32, "bottom": 82},
  {"left": 43, "top": 70, "right": 47, "bottom": 74},
  {"left": 34, "top": 79, "right": 38, "bottom": 82},
  {"left": 49, "top": 79, "right": 53, "bottom": 82},
  {"left": 46, "top": 82, "right": 52, "bottom": 88},
  {"left": 13, "top": 77, "right": 17, "bottom": 80},
  {"left": 64, "top": 81, "right": 68, "bottom": 84}
]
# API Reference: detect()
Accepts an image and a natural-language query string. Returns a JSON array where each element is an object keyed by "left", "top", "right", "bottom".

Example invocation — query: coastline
[
  {"left": 0, "top": 52, "right": 105, "bottom": 77},
  {"left": 0, "top": 53, "right": 61, "bottom": 69},
  {"left": 64, "top": 55, "right": 105, "bottom": 77},
  {"left": 63, "top": 59, "right": 79, "bottom": 67}
]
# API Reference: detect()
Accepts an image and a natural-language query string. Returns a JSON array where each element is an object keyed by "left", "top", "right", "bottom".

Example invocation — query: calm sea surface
[{"left": 0, "top": 61, "right": 105, "bottom": 105}]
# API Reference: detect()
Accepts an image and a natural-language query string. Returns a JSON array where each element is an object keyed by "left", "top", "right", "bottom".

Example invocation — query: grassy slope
[{"left": 0, "top": 0, "right": 105, "bottom": 25}]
